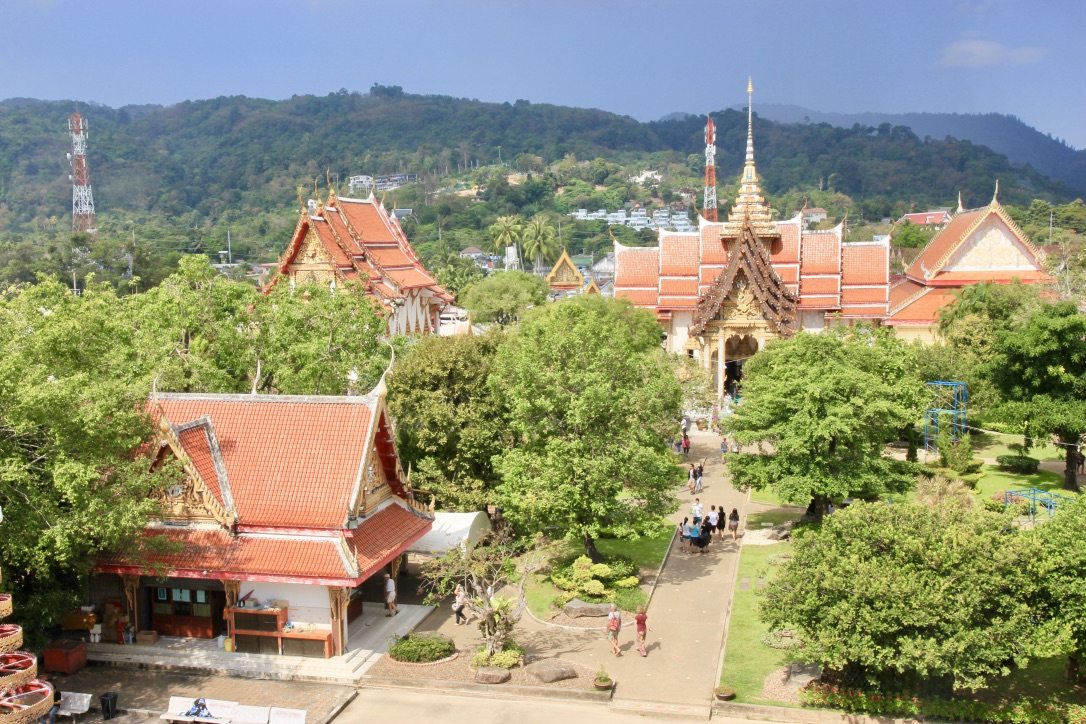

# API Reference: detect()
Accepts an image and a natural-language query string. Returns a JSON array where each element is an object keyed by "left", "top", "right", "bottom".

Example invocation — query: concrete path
[{"left": 607, "top": 428, "right": 748, "bottom": 712}]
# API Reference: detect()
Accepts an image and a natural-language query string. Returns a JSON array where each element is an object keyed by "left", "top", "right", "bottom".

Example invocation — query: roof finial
[
  {"left": 957, "top": 190, "right": 964, "bottom": 214},
  {"left": 745, "top": 77, "right": 755, "bottom": 165},
  {"left": 991, "top": 179, "right": 1000, "bottom": 206}
]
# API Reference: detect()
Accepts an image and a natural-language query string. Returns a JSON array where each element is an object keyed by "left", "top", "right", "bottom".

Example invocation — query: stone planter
[
  {"left": 714, "top": 687, "right": 735, "bottom": 701},
  {"left": 385, "top": 651, "right": 458, "bottom": 667},
  {"left": 593, "top": 678, "right": 613, "bottom": 691}
]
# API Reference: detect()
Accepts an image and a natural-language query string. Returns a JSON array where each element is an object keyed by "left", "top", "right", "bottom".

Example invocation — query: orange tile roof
[
  {"left": 929, "top": 269, "right": 1051, "bottom": 284},
  {"left": 349, "top": 504, "right": 432, "bottom": 574},
  {"left": 660, "top": 278, "right": 699, "bottom": 296},
  {"left": 176, "top": 425, "right": 226, "bottom": 509},
  {"left": 98, "top": 528, "right": 353, "bottom": 582},
  {"left": 841, "top": 287, "right": 888, "bottom": 304},
  {"left": 797, "top": 295, "right": 839, "bottom": 309},
  {"left": 772, "top": 224, "right": 801, "bottom": 264},
  {"left": 311, "top": 220, "right": 352, "bottom": 266},
  {"left": 659, "top": 296, "right": 698, "bottom": 308},
  {"left": 615, "top": 289, "right": 659, "bottom": 306},
  {"left": 700, "top": 265, "right": 726, "bottom": 285},
  {"left": 367, "top": 247, "right": 414, "bottom": 268},
  {"left": 774, "top": 265, "right": 799, "bottom": 284},
  {"left": 800, "top": 234, "right": 840, "bottom": 274},
  {"left": 889, "top": 279, "right": 925, "bottom": 309},
  {"left": 842, "top": 244, "right": 888, "bottom": 285},
  {"left": 339, "top": 200, "right": 398, "bottom": 243},
  {"left": 156, "top": 394, "right": 376, "bottom": 529},
  {"left": 840, "top": 306, "right": 888, "bottom": 318},
  {"left": 386, "top": 267, "right": 438, "bottom": 290},
  {"left": 699, "top": 227, "right": 728, "bottom": 265},
  {"left": 800, "top": 277, "right": 839, "bottom": 294},
  {"left": 614, "top": 246, "right": 660, "bottom": 289},
  {"left": 884, "top": 287, "right": 957, "bottom": 324},
  {"left": 906, "top": 209, "right": 986, "bottom": 279},
  {"left": 660, "top": 235, "right": 700, "bottom": 276}
]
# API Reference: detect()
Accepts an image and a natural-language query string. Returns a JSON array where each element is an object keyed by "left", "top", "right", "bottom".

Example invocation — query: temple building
[
  {"left": 883, "top": 186, "right": 1051, "bottom": 342},
  {"left": 92, "top": 373, "right": 433, "bottom": 659},
  {"left": 271, "top": 189, "right": 452, "bottom": 335},
  {"left": 614, "top": 79, "right": 891, "bottom": 396}
]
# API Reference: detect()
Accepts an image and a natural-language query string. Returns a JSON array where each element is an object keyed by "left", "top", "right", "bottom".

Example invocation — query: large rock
[
  {"left": 786, "top": 662, "right": 823, "bottom": 690},
  {"left": 563, "top": 598, "right": 611, "bottom": 618},
  {"left": 475, "top": 666, "right": 511, "bottom": 684},
  {"left": 526, "top": 659, "right": 579, "bottom": 684}
]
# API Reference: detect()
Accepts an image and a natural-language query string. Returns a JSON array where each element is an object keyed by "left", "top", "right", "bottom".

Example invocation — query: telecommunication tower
[
  {"left": 703, "top": 115, "right": 717, "bottom": 222},
  {"left": 67, "top": 109, "right": 97, "bottom": 234}
]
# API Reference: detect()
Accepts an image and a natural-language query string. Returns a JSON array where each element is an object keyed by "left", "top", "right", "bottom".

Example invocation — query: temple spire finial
[
  {"left": 957, "top": 190, "right": 964, "bottom": 214},
  {"left": 991, "top": 179, "right": 1000, "bottom": 206},
  {"left": 745, "top": 77, "right": 755, "bottom": 164},
  {"left": 724, "top": 76, "right": 774, "bottom": 234}
]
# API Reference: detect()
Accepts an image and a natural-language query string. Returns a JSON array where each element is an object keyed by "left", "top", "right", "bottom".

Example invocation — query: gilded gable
[{"left": 944, "top": 219, "right": 1039, "bottom": 273}]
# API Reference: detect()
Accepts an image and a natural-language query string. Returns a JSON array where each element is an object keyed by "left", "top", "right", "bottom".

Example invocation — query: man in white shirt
[
  {"left": 384, "top": 573, "right": 398, "bottom": 617},
  {"left": 691, "top": 499, "right": 703, "bottom": 525}
]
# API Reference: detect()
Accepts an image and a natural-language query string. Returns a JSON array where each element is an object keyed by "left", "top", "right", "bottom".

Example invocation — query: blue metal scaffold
[{"left": 923, "top": 381, "right": 967, "bottom": 455}]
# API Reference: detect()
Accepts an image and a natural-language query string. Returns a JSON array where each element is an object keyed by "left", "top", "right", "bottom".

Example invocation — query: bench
[
  {"left": 162, "top": 697, "right": 237, "bottom": 724},
  {"left": 233, "top": 706, "right": 270, "bottom": 724},
  {"left": 57, "top": 692, "right": 93, "bottom": 722},
  {"left": 269, "top": 709, "right": 305, "bottom": 724}
]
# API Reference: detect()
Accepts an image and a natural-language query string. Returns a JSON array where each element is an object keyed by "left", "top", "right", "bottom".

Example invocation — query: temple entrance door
[{"left": 724, "top": 334, "right": 759, "bottom": 397}]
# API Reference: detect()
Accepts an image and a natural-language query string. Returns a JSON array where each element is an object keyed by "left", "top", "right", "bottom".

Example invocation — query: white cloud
[{"left": 939, "top": 39, "right": 1048, "bottom": 68}]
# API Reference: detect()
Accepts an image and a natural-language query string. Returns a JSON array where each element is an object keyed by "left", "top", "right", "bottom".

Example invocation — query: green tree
[
  {"left": 487, "top": 215, "right": 523, "bottom": 258},
  {"left": 0, "top": 277, "right": 169, "bottom": 640},
  {"left": 521, "top": 214, "right": 558, "bottom": 273},
  {"left": 459, "top": 271, "right": 549, "bottom": 326},
  {"left": 491, "top": 297, "right": 681, "bottom": 561},
  {"left": 387, "top": 332, "right": 510, "bottom": 511},
  {"left": 987, "top": 302, "right": 1086, "bottom": 489},
  {"left": 762, "top": 502, "right": 1056, "bottom": 691},
  {"left": 1034, "top": 495, "right": 1086, "bottom": 682},
  {"left": 889, "top": 220, "right": 936, "bottom": 249},
  {"left": 725, "top": 328, "right": 925, "bottom": 519}
]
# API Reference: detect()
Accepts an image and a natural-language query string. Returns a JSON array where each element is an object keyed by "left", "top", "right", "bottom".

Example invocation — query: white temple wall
[
  {"left": 799, "top": 310, "right": 826, "bottom": 332},
  {"left": 667, "top": 311, "right": 694, "bottom": 354},
  {"left": 247, "top": 582, "right": 331, "bottom": 628}
]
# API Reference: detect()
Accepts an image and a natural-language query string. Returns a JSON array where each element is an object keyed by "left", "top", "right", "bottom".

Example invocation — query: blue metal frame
[
  {"left": 923, "top": 381, "right": 967, "bottom": 455},
  {"left": 1003, "top": 487, "right": 1076, "bottom": 521}
]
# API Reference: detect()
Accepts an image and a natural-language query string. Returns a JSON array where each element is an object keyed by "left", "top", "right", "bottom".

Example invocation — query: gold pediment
[{"left": 546, "top": 249, "right": 584, "bottom": 288}]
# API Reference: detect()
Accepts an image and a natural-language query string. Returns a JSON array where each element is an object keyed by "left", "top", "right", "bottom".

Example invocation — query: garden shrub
[
  {"left": 760, "top": 630, "right": 801, "bottom": 649},
  {"left": 613, "top": 586, "right": 647, "bottom": 613},
  {"left": 549, "top": 554, "right": 642, "bottom": 604},
  {"left": 996, "top": 454, "right": 1040, "bottom": 474},
  {"left": 613, "top": 576, "right": 640, "bottom": 589},
  {"left": 472, "top": 640, "right": 524, "bottom": 669},
  {"left": 388, "top": 633, "right": 455, "bottom": 663}
]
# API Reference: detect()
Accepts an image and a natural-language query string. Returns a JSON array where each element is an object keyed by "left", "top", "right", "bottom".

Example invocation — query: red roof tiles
[
  {"left": 842, "top": 244, "right": 889, "bottom": 285},
  {"left": 156, "top": 394, "right": 375, "bottom": 529},
  {"left": 800, "top": 234, "right": 840, "bottom": 274},
  {"left": 613, "top": 246, "right": 660, "bottom": 288},
  {"left": 660, "top": 234, "right": 700, "bottom": 276},
  {"left": 348, "top": 504, "right": 431, "bottom": 574}
]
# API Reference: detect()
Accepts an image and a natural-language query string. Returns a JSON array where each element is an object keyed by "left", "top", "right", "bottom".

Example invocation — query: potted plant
[
  {"left": 714, "top": 684, "right": 735, "bottom": 701},
  {"left": 594, "top": 664, "right": 613, "bottom": 691}
]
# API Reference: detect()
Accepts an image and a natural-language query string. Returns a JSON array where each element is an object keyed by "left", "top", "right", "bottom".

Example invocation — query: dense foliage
[
  {"left": 490, "top": 296, "right": 681, "bottom": 560},
  {"left": 387, "top": 633, "right": 456, "bottom": 663},
  {"left": 725, "top": 328, "right": 925, "bottom": 517},
  {"left": 763, "top": 502, "right": 1056, "bottom": 692}
]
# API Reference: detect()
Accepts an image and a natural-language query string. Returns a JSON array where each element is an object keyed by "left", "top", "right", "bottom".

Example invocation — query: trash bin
[{"left": 100, "top": 692, "right": 118, "bottom": 720}]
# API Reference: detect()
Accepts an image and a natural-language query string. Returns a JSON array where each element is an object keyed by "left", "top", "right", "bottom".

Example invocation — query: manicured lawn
[
  {"left": 719, "top": 542, "right": 797, "bottom": 706},
  {"left": 749, "top": 486, "right": 786, "bottom": 506},
  {"left": 976, "top": 656, "right": 1086, "bottom": 706},
  {"left": 974, "top": 464, "right": 1068, "bottom": 500},
  {"left": 970, "top": 431, "right": 1065, "bottom": 462}
]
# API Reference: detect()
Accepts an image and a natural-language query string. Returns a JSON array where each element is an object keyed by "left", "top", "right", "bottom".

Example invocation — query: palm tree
[
  {"left": 488, "top": 215, "right": 523, "bottom": 267},
  {"left": 522, "top": 214, "right": 558, "bottom": 274}
]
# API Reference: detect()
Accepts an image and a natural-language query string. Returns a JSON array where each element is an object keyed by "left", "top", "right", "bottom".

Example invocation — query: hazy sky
[{"left": 1, "top": 0, "right": 1082, "bottom": 148}]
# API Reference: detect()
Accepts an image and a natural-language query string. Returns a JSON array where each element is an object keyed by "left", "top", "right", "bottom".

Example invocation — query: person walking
[
  {"left": 679, "top": 517, "right": 693, "bottom": 553},
  {"left": 728, "top": 507, "right": 741, "bottom": 541},
  {"left": 720, "top": 437, "right": 728, "bottom": 463},
  {"left": 452, "top": 583, "right": 468, "bottom": 625},
  {"left": 707, "top": 505, "right": 720, "bottom": 535},
  {"left": 694, "top": 463, "right": 704, "bottom": 493},
  {"left": 691, "top": 498, "right": 703, "bottom": 525},
  {"left": 383, "top": 573, "right": 398, "bottom": 616},
  {"left": 607, "top": 603, "right": 622, "bottom": 656},
  {"left": 715, "top": 503, "right": 727, "bottom": 540},
  {"left": 634, "top": 605, "right": 650, "bottom": 657},
  {"left": 687, "top": 463, "right": 696, "bottom": 493},
  {"left": 681, "top": 434, "right": 690, "bottom": 458}
]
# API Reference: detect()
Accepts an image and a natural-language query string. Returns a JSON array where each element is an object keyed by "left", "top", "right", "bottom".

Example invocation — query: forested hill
[
  {"left": 739, "top": 104, "right": 1086, "bottom": 191},
  {"left": 0, "top": 87, "right": 1077, "bottom": 236}
]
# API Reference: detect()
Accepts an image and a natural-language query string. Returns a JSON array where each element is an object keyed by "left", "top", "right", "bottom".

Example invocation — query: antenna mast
[
  {"left": 703, "top": 114, "right": 717, "bottom": 222},
  {"left": 67, "top": 109, "right": 97, "bottom": 234}
]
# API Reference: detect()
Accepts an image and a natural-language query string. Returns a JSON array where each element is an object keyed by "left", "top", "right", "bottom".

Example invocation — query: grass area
[
  {"left": 970, "top": 431, "right": 1064, "bottom": 462},
  {"left": 749, "top": 486, "right": 786, "bottom": 506},
  {"left": 719, "top": 542, "right": 797, "bottom": 706},
  {"left": 973, "top": 463, "right": 1068, "bottom": 500}
]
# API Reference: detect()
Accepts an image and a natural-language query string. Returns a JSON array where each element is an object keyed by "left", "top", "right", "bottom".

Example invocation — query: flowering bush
[{"left": 801, "top": 682, "right": 1072, "bottom": 723}]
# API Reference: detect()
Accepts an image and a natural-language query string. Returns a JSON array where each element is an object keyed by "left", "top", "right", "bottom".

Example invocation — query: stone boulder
[
  {"left": 475, "top": 666, "right": 511, "bottom": 684},
  {"left": 786, "top": 662, "right": 823, "bottom": 690},
  {"left": 526, "top": 659, "right": 579, "bottom": 684},
  {"left": 563, "top": 598, "right": 611, "bottom": 618}
]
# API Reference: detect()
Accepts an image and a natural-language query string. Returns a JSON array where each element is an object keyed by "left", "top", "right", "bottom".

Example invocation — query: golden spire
[
  {"left": 957, "top": 191, "right": 964, "bottom": 214},
  {"left": 725, "top": 76, "right": 775, "bottom": 235},
  {"left": 990, "top": 179, "right": 1000, "bottom": 206}
]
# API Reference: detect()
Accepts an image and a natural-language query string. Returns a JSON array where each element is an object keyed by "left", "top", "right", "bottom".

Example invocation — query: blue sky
[{"left": 1, "top": 0, "right": 1082, "bottom": 148}]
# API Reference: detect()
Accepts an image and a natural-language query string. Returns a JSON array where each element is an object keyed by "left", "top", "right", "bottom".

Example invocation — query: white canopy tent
[{"left": 408, "top": 512, "right": 491, "bottom": 555}]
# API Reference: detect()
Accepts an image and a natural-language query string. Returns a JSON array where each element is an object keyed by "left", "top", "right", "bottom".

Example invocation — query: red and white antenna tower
[
  {"left": 67, "top": 108, "right": 97, "bottom": 234},
  {"left": 703, "top": 114, "right": 717, "bottom": 222}
]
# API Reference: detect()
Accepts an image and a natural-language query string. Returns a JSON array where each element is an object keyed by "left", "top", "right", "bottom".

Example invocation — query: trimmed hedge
[
  {"left": 802, "top": 682, "right": 1085, "bottom": 723},
  {"left": 388, "top": 633, "right": 456, "bottom": 663},
  {"left": 996, "top": 455, "right": 1041, "bottom": 474}
]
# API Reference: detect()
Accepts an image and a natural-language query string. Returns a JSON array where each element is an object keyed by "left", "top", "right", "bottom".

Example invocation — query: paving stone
[
  {"left": 474, "top": 666, "right": 511, "bottom": 684},
  {"left": 525, "top": 659, "right": 578, "bottom": 683},
  {"left": 562, "top": 598, "right": 611, "bottom": 618}
]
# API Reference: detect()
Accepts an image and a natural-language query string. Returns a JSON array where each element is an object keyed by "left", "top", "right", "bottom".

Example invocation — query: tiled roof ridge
[
  {"left": 928, "top": 209, "right": 990, "bottom": 276},
  {"left": 173, "top": 416, "right": 236, "bottom": 515},
  {"left": 266, "top": 215, "right": 312, "bottom": 293},
  {"left": 320, "top": 208, "right": 356, "bottom": 268},
  {"left": 155, "top": 391, "right": 380, "bottom": 405},
  {"left": 888, "top": 283, "right": 932, "bottom": 316}
]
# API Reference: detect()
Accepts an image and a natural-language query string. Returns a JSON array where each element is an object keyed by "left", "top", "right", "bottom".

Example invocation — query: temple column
[
  {"left": 122, "top": 574, "right": 140, "bottom": 633},
  {"left": 717, "top": 335, "right": 726, "bottom": 399},
  {"left": 327, "top": 586, "right": 350, "bottom": 657}
]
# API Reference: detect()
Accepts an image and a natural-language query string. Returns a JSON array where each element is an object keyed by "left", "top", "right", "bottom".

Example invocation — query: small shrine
[{"left": 545, "top": 248, "right": 585, "bottom": 292}]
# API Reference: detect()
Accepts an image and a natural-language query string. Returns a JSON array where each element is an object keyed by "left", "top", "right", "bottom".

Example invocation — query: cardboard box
[{"left": 136, "top": 630, "right": 159, "bottom": 645}]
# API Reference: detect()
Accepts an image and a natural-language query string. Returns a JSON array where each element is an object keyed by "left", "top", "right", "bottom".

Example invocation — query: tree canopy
[
  {"left": 490, "top": 297, "right": 680, "bottom": 560},
  {"left": 459, "top": 270, "right": 549, "bottom": 326},
  {"left": 725, "top": 328, "right": 925, "bottom": 516},
  {"left": 762, "top": 501, "right": 1057, "bottom": 691}
]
